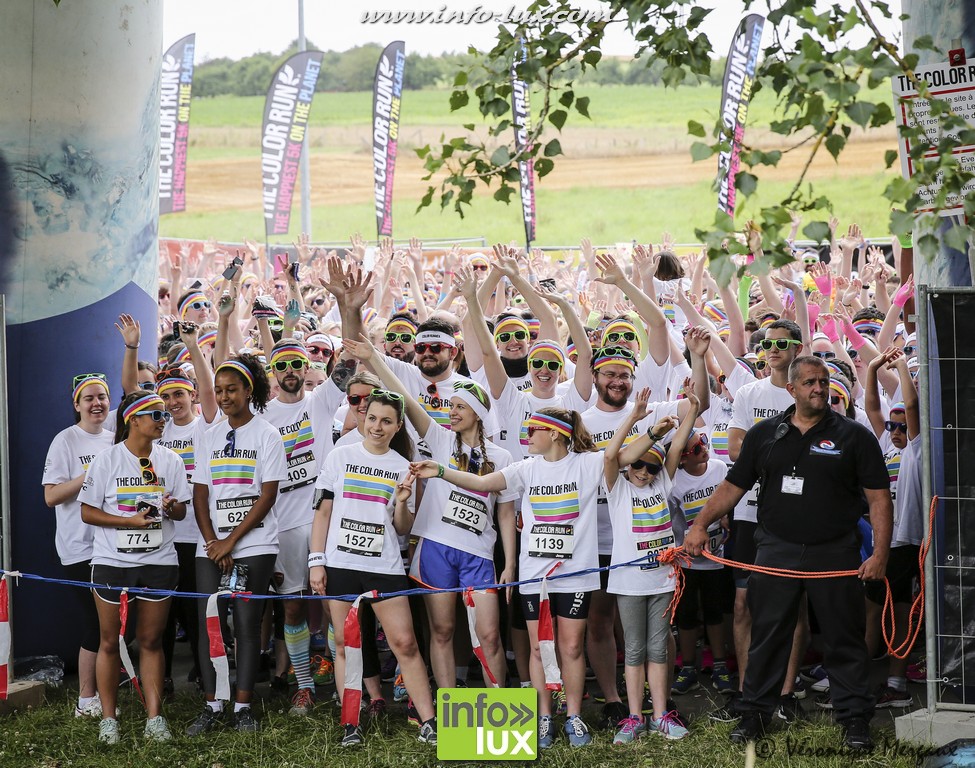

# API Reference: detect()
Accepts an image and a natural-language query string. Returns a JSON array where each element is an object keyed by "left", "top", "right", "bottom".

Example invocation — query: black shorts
[
  {"left": 728, "top": 519, "right": 758, "bottom": 585},
  {"left": 865, "top": 544, "right": 921, "bottom": 605},
  {"left": 91, "top": 564, "right": 178, "bottom": 604},
  {"left": 599, "top": 553, "right": 612, "bottom": 591},
  {"left": 325, "top": 566, "right": 410, "bottom": 602},
  {"left": 521, "top": 590, "right": 592, "bottom": 621}
]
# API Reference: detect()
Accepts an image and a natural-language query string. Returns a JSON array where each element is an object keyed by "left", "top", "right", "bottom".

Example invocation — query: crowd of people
[{"left": 44, "top": 218, "right": 923, "bottom": 751}]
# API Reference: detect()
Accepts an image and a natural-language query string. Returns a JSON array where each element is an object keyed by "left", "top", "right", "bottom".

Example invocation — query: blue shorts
[{"left": 409, "top": 538, "right": 496, "bottom": 591}]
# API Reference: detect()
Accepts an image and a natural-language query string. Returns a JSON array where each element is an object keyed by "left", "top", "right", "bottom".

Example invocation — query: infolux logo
[{"left": 437, "top": 688, "right": 537, "bottom": 760}]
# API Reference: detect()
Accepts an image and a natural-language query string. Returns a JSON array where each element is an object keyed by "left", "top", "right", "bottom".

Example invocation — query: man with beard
[
  {"left": 580, "top": 333, "right": 711, "bottom": 730},
  {"left": 258, "top": 339, "right": 350, "bottom": 716},
  {"left": 384, "top": 313, "right": 418, "bottom": 363}
]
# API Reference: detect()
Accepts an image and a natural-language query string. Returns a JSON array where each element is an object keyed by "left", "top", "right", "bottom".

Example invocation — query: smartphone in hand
[{"left": 222, "top": 254, "right": 244, "bottom": 281}]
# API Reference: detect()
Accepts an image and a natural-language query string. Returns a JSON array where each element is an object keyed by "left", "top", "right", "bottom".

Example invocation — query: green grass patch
[{"left": 0, "top": 685, "right": 924, "bottom": 768}]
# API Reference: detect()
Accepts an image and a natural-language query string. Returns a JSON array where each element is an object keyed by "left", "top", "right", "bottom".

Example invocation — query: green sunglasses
[
  {"left": 530, "top": 359, "right": 563, "bottom": 371},
  {"left": 272, "top": 359, "right": 306, "bottom": 372},
  {"left": 496, "top": 330, "right": 528, "bottom": 342},
  {"left": 385, "top": 332, "right": 415, "bottom": 344}
]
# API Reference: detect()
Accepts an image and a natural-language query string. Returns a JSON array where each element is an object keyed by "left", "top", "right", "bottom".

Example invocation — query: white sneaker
[
  {"left": 98, "top": 717, "right": 120, "bottom": 745},
  {"left": 144, "top": 715, "right": 173, "bottom": 741},
  {"left": 75, "top": 694, "right": 102, "bottom": 718}
]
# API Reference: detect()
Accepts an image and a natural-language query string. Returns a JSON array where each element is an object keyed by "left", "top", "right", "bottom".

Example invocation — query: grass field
[
  {"left": 160, "top": 83, "right": 901, "bottom": 245},
  {"left": 0, "top": 685, "right": 927, "bottom": 768}
]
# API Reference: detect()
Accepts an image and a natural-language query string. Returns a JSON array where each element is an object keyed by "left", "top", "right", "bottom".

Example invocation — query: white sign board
[{"left": 892, "top": 61, "right": 975, "bottom": 216}]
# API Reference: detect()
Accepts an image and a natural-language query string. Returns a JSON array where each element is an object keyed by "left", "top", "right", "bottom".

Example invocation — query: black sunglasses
[
  {"left": 415, "top": 342, "right": 448, "bottom": 354},
  {"left": 903, "top": 345, "right": 916, "bottom": 356},
  {"left": 630, "top": 460, "right": 662, "bottom": 474},
  {"left": 223, "top": 429, "right": 236, "bottom": 457},
  {"left": 884, "top": 421, "right": 908, "bottom": 433},
  {"left": 830, "top": 396, "right": 846, "bottom": 406}
]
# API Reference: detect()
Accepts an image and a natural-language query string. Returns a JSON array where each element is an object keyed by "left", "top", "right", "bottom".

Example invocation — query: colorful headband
[
  {"left": 241, "top": 272, "right": 259, "bottom": 285},
  {"left": 600, "top": 319, "right": 638, "bottom": 346},
  {"left": 643, "top": 443, "right": 667, "bottom": 465},
  {"left": 593, "top": 348, "right": 636, "bottom": 372},
  {"left": 703, "top": 301, "right": 727, "bottom": 324},
  {"left": 198, "top": 330, "right": 217, "bottom": 348},
  {"left": 717, "top": 325, "right": 731, "bottom": 340},
  {"left": 825, "top": 361, "right": 842, "bottom": 376},
  {"left": 156, "top": 377, "right": 195, "bottom": 396},
  {"left": 270, "top": 342, "right": 309, "bottom": 367},
  {"left": 736, "top": 359, "right": 754, "bottom": 376},
  {"left": 73, "top": 376, "right": 109, "bottom": 403},
  {"left": 416, "top": 330, "right": 456, "bottom": 347},
  {"left": 853, "top": 319, "right": 882, "bottom": 335},
  {"left": 451, "top": 386, "right": 490, "bottom": 424},
  {"left": 174, "top": 346, "right": 192, "bottom": 364},
  {"left": 566, "top": 342, "right": 578, "bottom": 359},
  {"left": 123, "top": 393, "right": 166, "bottom": 423},
  {"left": 387, "top": 318, "right": 418, "bottom": 334},
  {"left": 306, "top": 333, "right": 333, "bottom": 349},
  {"left": 361, "top": 308, "right": 379, "bottom": 326},
  {"left": 829, "top": 379, "right": 851, "bottom": 409},
  {"left": 527, "top": 413, "right": 573, "bottom": 439},
  {"left": 470, "top": 254, "right": 489, "bottom": 268},
  {"left": 528, "top": 341, "right": 565, "bottom": 367},
  {"left": 525, "top": 317, "right": 541, "bottom": 334},
  {"left": 889, "top": 401, "right": 906, "bottom": 415},
  {"left": 216, "top": 360, "right": 254, "bottom": 390},
  {"left": 178, "top": 291, "right": 208, "bottom": 319},
  {"left": 759, "top": 313, "right": 778, "bottom": 329},
  {"left": 494, "top": 317, "right": 530, "bottom": 338}
]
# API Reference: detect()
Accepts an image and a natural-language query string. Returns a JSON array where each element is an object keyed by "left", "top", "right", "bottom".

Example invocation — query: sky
[{"left": 162, "top": 0, "right": 904, "bottom": 61}]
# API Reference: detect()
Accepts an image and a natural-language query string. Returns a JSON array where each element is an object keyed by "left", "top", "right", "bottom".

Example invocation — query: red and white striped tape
[
  {"left": 538, "top": 571, "right": 562, "bottom": 691},
  {"left": 0, "top": 575, "right": 9, "bottom": 699},
  {"left": 341, "top": 591, "right": 375, "bottom": 727},
  {"left": 464, "top": 588, "right": 499, "bottom": 687},
  {"left": 206, "top": 592, "right": 231, "bottom": 701},
  {"left": 118, "top": 591, "right": 146, "bottom": 708}
]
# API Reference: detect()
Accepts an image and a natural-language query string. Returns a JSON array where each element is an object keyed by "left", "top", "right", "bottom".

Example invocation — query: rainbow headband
[
  {"left": 270, "top": 343, "right": 309, "bottom": 367},
  {"left": 123, "top": 393, "right": 166, "bottom": 423},
  {"left": 494, "top": 316, "right": 530, "bottom": 339},
  {"left": 759, "top": 313, "right": 779, "bottom": 329},
  {"left": 174, "top": 346, "right": 192, "bottom": 364},
  {"left": 643, "top": 443, "right": 667, "bottom": 465},
  {"left": 528, "top": 341, "right": 565, "bottom": 367},
  {"left": 178, "top": 291, "right": 208, "bottom": 319},
  {"left": 216, "top": 360, "right": 254, "bottom": 389},
  {"left": 853, "top": 319, "right": 882, "bottom": 335},
  {"left": 566, "top": 342, "right": 578, "bottom": 359},
  {"left": 889, "top": 401, "right": 906, "bottom": 415},
  {"left": 386, "top": 318, "right": 418, "bottom": 335},
  {"left": 156, "top": 377, "right": 195, "bottom": 396},
  {"left": 73, "top": 376, "right": 109, "bottom": 402},
  {"left": 527, "top": 413, "right": 573, "bottom": 439},
  {"left": 703, "top": 301, "right": 727, "bottom": 324},
  {"left": 601, "top": 319, "right": 638, "bottom": 346},
  {"left": 593, "top": 348, "right": 636, "bottom": 372},
  {"left": 362, "top": 308, "right": 379, "bottom": 326},
  {"left": 198, "top": 330, "right": 217, "bottom": 348},
  {"left": 525, "top": 317, "right": 541, "bottom": 335},
  {"left": 829, "top": 379, "right": 851, "bottom": 409}
]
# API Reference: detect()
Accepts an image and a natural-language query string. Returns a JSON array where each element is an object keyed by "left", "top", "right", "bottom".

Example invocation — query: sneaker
[
  {"left": 392, "top": 674, "right": 408, "bottom": 703},
  {"left": 672, "top": 666, "right": 700, "bottom": 695},
  {"left": 843, "top": 716, "right": 873, "bottom": 751},
  {"left": 701, "top": 647, "right": 715, "bottom": 676},
  {"left": 775, "top": 693, "right": 805, "bottom": 723},
  {"left": 599, "top": 700, "right": 629, "bottom": 731},
  {"left": 666, "top": 700, "right": 688, "bottom": 727},
  {"left": 712, "top": 665, "right": 735, "bottom": 695},
  {"left": 652, "top": 710, "right": 689, "bottom": 740},
  {"left": 585, "top": 665, "right": 596, "bottom": 680},
  {"left": 876, "top": 686, "right": 912, "bottom": 709},
  {"left": 814, "top": 692, "right": 833, "bottom": 710},
  {"left": 811, "top": 675, "right": 830, "bottom": 693},
  {"left": 708, "top": 693, "right": 741, "bottom": 723},
  {"left": 552, "top": 688, "right": 567, "bottom": 716},
  {"left": 418, "top": 719, "right": 438, "bottom": 745},
  {"left": 406, "top": 698, "right": 421, "bottom": 727},
  {"left": 565, "top": 715, "right": 592, "bottom": 747},
  {"left": 312, "top": 655, "right": 334, "bottom": 686},
  {"left": 793, "top": 676, "right": 810, "bottom": 700},
  {"left": 310, "top": 630, "right": 327, "bottom": 652},
  {"left": 593, "top": 678, "right": 627, "bottom": 703},
  {"left": 799, "top": 663, "right": 827, "bottom": 683},
  {"left": 729, "top": 712, "right": 767, "bottom": 744},
  {"left": 455, "top": 678, "right": 468, "bottom": 688},
  {"left": 907, "top": 660, "right": 926, "bottom": 683},
  {"left": 98, "top": 717, "right": 120, "bottom": 745},
  {"left": 341, "top": 723, "right": 364, "bottom": 747},
  {"left": 641, "top": 683, "right": 653, "bottom": 715},
  {"left": 289, "top": 687, "right": 315, "bottom": 716},
  {"left": 613, "top": 714, "right": 647, "bottom": 744},
  {"left": 234, "top": 707, "right": 260, "bottom": 733},
  {"left": 75, "top": 694, "right": 103, "bottom": 718},
  {"left": 366, "top": 697, "right": 387, "bottom": 719},
  {"left": 144, "top": 715, "right": 173, "bottom": 742},
  {"left": 186, "top": 705, "right": 224, "bottom": 736},
  {"left": 538, "top": 715, "right": 555, "bottom": 749}
]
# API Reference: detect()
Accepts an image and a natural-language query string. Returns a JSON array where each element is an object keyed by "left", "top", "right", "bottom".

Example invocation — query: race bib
[
  {"left": 636, "top": 534, "right": 674, "bottom": 570},
  {"left": 116, "top": 522, "right": 163, "bottom": 553},
  {"left": 216, "top": 496, "right": 261, "bottom": 533},
  {"left": 282, "top": 451, "right": 315, "bottom": 493},
  {"left": 337, "top": 519, "right": 384, "bottom": 558},
  {"left": 707, "top": 523, "right": 725, "bottom": 554},
  {"left": 528, "top": 523, "right": 574, "bottom": 560},
  {"left": 441, "top": 491, "right": 489, "bottom": 535}
]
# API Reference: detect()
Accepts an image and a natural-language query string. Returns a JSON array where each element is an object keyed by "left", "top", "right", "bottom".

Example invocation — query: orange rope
[{"left": 658, "top": 496, "right": 938, "bottom": 660}]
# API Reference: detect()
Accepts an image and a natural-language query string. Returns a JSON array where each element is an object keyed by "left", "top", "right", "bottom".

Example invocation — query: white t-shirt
[
  {"left": 315, "top": 442, "right": 413, "bottom": 575},
  {"left": 892, "top": 435, "right": 923, "bottom": 547},
  {"left": 78, "top": 443, "right": 191, "bottom": 568},
  {"left": 500, "top": 451, "right": 603, "bottom": 595},
  {"left": 633, "top": 356, "right": 673, "bottom": 404},
  {"left": 728, "top": 377, "right": 795, "bottom": 523},
  {"left": 411, "top": 422, "right": 518, "bottom": 560},
  {"left": 606, "top": 471, "right": 677, "bottom": 596},
  {"left": 158, "top": 417, "right": 206, "bottom": 544},
  {"left": 192, "top": 417, "right": 288, "bottom": 558},
  {"left": 669, "top": 459, "right": 729, "bottom": 571},
  {"left": 491, "top": 379, "right": 592, "bottom": 461},
  {"left": 385, "top": 356, "right": 476, "bottom": 430},
  {"left": 582, "top": 400, "right": 681, "bottom": 555},
  {"left": 42, "top": 425, "right": 114, "bottom": 565}
]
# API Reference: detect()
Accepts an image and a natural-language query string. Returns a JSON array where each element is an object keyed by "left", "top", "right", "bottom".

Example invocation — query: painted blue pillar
[{"left": 0, "top": 0, "right": 161, "bottom": 663}]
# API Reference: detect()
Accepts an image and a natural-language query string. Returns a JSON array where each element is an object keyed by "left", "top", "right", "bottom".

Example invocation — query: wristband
[
  {"left": 307, "top": 552, "right": 326, "bottom": 568},
  {"left": 648, "top": 430, "right": 663, "bottom": 442},
  {"left": 124, "top": 343, "right": 139, "bottom": 350},
  {"left": 897, "top": 233, "right": 913, "bottom": 248},
  {"left": 437, "top": 463, "right": 445, "bottom": 478},
  {"left": 843, "top": 320, "right": 867, "bottom": 350}
]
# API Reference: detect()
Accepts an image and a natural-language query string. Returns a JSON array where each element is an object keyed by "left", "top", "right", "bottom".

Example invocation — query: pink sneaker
[{"left": 907, "top": 660, "right": 926, "bottom": 684}]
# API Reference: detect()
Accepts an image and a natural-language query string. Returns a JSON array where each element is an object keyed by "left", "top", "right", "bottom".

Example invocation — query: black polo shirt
[{"left": 726, "top": 405, "right": 890, "bottom": 544}]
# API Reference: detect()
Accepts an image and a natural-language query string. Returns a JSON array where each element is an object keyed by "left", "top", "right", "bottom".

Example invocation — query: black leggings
[
  {"left": 196, "top": 554, "right": 276, "bottom": 697},
  {"left": 163, "top": 542, "right": 200, "bottom": 678},
  {"left": 64, "top": 561, "right": 100, "bottom": 653}
]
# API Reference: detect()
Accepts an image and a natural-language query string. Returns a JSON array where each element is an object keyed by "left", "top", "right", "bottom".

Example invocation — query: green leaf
[
  {"left": 449, "top": 91, "right": 469, "bottom": 111},
  {"left": 687, "top": 120, "right": 706, "bottom": 137},
  {"left": 736, "top": 172, "right": 758, "bottom": 197},
  {"left": 416, "top": 186, "right": 435, "bottom": 212},
  {"left": 845, "top": 101, "right": 877, "bottom": 128},
  {"left": 535, "top": 158, "right": 555, "bottom": 177},
  {"left": 944, "top": 225, "right": 972, "bottom": 253},
  {"left": 490, "top": 146, "right": 511, "bottom": 167},
  {"left": 825, "top": 134, "right": 846, "bottom": 161},
  {"left": 917, "top": 232, "right": 939, "bottom": 259},
  {"left": 453, "top": 71, "right": 468, "bottom": 87},
  {"left": 543, "top": 138, "right": 562, "bottom": 157},
  {"left": 575, "top": 96, "right": 590, "bottom": 119},
  {"left": 884, "top": 149, "right": 899, "bottom": 168},
  {"left": 548, "top": 109, "right": 568, "bottom": 131},
  {"left": 690, "top": 141, "right": 714, "bottom": 162},
  {"left": 889, "top": 209, "right": 915, "bottom": 236},
  {"left": 583, "top": 49, "right": 601, "bottom": 66},
  {"left": 559, "top": 90, "right": 575, "bottom": 108},
  {"left": 493, "top": 185, "right": 515, "bottom": 204},
  {"left": 803, "top": 221, "right": 831, "bottom": 243},
  {"left": 415, "top": 145, "right": 430, "bottom": 159}
]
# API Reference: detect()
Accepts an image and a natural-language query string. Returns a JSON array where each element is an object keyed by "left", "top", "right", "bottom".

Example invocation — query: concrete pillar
[{"left": 0, "top": 0, "right": 161, "bottom": 663}]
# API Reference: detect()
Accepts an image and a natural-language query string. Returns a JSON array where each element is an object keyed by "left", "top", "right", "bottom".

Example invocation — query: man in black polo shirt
[{"left": 684, "top": 356, "right": 892, "bottom": 751}]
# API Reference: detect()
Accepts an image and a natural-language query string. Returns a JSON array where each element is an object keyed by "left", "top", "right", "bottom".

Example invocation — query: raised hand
[
  {"left": 320, "top": 256, "right": 348, "bottom": 299},
  {"left": 631, "top": 387, "right": 651, "bottom": 421},
  {"left": 580, "top": 237, "right": 595, "bottom": 264},
  {"left": 349, "top": 232, "right": 366, "bottom": 265},
  {"left": 341, "top": 334, "right": 378, "bottom": 363},
  {"left": 452, "top": 266, "right": 478, "bottom": 298},
  {"left": 684, "top": 325, "right": 712, "bottom": 356},
  {"left": 491, "top": 243, "right": 519, "bottom": 277},
  {"left": 115, "top": 314, "right": 141, "bottom": 348},
  {"left": 633, "top": 244, "right": 660, "bottom": 282},
  {"left": 294, "top": 233, "right": 311, "bottom": 263},
  {"left": 409, "top": 460, "right": 442, "bottom": 479},
  {"left": 395, "top": 472, "right": 415, "bottom": 505},
  {"left": 343, "top": 265, "right": 375, "bottom": 311},
  {"left": 893, "top": 274, "right": 915, "bottom": 308},
  {"left": 593, "top": 253, "right": 626, "bottom": 285},
  {"left": 659, "top": 231, "right": 675, "bottom": 250}
]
